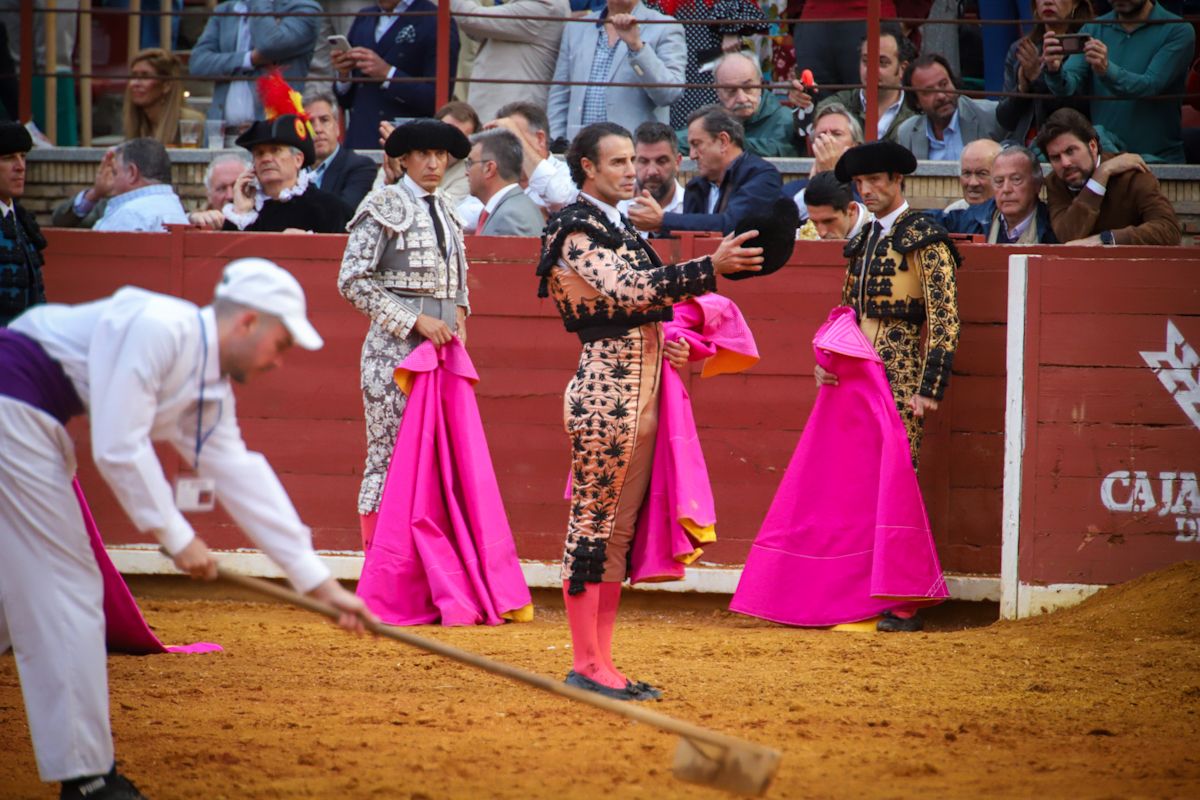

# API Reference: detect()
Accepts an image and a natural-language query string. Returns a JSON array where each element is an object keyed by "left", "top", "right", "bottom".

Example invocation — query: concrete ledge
[{"left": 1017, "top": 582, "right": 1105, "bottom": 617}]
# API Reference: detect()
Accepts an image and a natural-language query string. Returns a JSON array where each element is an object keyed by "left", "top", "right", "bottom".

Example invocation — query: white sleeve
[{"left": 528, "top": 157, "right": 577, "bottom": 207}]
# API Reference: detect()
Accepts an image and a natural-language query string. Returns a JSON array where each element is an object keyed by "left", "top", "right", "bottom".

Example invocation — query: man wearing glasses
[{"left": 465, "top": 129, "right": 545, "bottom": 237}]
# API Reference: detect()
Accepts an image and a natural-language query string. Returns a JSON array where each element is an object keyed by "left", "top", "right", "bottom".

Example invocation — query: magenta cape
[
  {"left": 729, "top": 306, "right": 947, "bottom": 626},
  {"left": 356, "top": 339, "right": 533, "bottom": 626},
  {"left": 629, "top": 296, "right": 759, "bottom": 584},
  {"left": 77, "top": 480, "right": 221, "bottom": 655}
]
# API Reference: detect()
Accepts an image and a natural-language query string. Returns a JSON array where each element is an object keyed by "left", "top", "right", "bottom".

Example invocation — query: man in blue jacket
[
  {"left": 627, "top": 105, "right": 781, "bottom": 236},
  {"left": 332, "top": 0, "right": 461, "bottom": 150},
  {"left": 939, "top": 145, "right": 1057, "bottom": 244}
]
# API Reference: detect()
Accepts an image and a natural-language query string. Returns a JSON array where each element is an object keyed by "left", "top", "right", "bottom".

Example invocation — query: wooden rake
[{"left": 216, "top": 568, "right": 782, "bottom": 796}]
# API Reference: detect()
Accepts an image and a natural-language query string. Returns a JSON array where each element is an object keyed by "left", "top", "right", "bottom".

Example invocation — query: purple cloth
[
  {"left": 0, "top": 329, "right": 82, "bottom": 424},
  {"left": 357, "top": 339, "right": 533, "bottom": 626},
  {"left": 730, "top": 306, "right": 948, "bottom": 626}
]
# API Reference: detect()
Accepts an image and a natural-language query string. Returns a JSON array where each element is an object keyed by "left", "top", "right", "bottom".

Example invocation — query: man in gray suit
[
  {"left": 467, "top": 129, "right": 545, "bottom": 237},
  {"left": 894, "top": 54, "right": 1007, "bottom": 161},
  {"left": 189, "top": 0, "right": 322, "bottom": 133},
  {"left": 547, "top": 0, "right": 685, "bottom": 144}
]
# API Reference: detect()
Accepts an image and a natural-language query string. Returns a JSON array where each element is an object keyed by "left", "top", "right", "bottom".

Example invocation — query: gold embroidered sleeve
[
  {"left": 916, "top": 241, "right": 960, "bottom": 400},
  {"left": 337, "top": 213, "right": 420, "bottom": 339}
]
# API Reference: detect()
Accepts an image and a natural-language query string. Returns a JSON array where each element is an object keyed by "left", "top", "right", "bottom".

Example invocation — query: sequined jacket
[
  {"left": 0, "top": 205, "right": 47, "bottom": 326},
  {"left": 842, "top": 208, "right": 961, "bottom": 400},
  {"left": 338, "top": 182, "right": 468, "bottom": 339}
]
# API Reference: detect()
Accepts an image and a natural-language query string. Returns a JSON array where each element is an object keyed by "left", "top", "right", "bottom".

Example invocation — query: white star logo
[{"left": 1141, "top": 320, "right": 1200, "bottom": 432}]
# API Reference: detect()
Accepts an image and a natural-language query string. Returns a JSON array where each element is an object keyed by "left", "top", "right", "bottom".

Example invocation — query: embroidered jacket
[
  {"left": 842, "top": 208, "right": 961, "bottom": 400},
  {"left": 0, "top": 205, "right": 47, "bottom": 326}
]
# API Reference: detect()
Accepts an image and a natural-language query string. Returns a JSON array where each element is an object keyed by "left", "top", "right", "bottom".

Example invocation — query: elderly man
[
  {"left": 449, "top": 0, "right": 569, "bottom": 123},
  {"left": 487, "top": 100, "right": 577, "bottom": 211},
  {"left": 1037, "top": 108, "right": 1181, "bottom": 246},
  {"left": 619, "top": 120, "right": 684, "bottom": 236},
  {"left": 787, "top": 102, "right": 865, "bottom": 220},
  {"left": 895, "top": 54, "right": 1006, "bottom": 162},
  {"left": 801, "top": 170, "right": 872, "bottom": 241},
  {"left": 53, "top": 140, "right": 189, "bottom": 232},
  {"left": 939, "top": 145, "right": 1056, "bottom": 243},
  {"left": 1043, "top": 0, "right": 1194, "bottom": 163},
  {"left": 700, "top": 51, "right": 800, "bottom": 158},
  {"left": 547, "top": 0, "right": 685, "bottom": 143},
  {"left": 338, "top": 119, "right": 473, "bottom": 540},
  {"left": 1, "top": 258, "right": 370, "bottom": 799},
  {"left": 468, "top": 128, "right": 544, "bottom": 236},
  {"left": 304, "top": 90, "right": 376, "bottom": 218},
  {"left": 944, "top": 138, "right": 1003, "bottom": 213},
  {"left": 628, "top": 105, "right": 781, "bottom": 236},
  {"left": 204, "top": 153, "right": 251, "bottom": 211},
  {"left": 0, "top": 123, "right": 45, "bottom": 327}
]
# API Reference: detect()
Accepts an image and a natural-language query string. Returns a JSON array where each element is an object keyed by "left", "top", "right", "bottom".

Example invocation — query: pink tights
[{"left": 563, "top": 581, "right": 626, "bottom": 689}]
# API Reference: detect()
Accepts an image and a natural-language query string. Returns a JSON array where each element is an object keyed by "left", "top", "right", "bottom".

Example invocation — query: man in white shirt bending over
[{"left": 0, "top": 258, "right": 371, "bottom": 799}]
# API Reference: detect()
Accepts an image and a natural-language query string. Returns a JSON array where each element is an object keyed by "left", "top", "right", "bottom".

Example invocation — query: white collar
[
  {"left": 483, "top": 182, "right": 521, "bottom": 215},
  {"left": 847, "top": 201, "right": 873, "bottom": 239},
  {"left": 403, "top": 173, "right": 436, "bottom": 200},
  {"left": 665, "top": 180, "right": 685, "bottom": 211},
  {"left": 257, "top": 169, "right": 311, "bottom": 211},
  {"left": 859, "top": 89, "right": 905, "bottom": 113},
  {"left": 0, "top": 198, "right": 13, "bottom": 218},
  {"left": 580, "top": 191, "right": 624, "bottom": 227},
  {"left": 876, "top": 201, "right": 909, "bottom": 235},
  {"left": 1004, "top": 208, "right": 1038, "bottom": 239}
]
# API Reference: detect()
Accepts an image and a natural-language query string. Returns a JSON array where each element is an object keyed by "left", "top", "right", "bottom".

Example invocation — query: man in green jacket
[{"left": 677, "top": 51, "right": 800, "bottom": 158}]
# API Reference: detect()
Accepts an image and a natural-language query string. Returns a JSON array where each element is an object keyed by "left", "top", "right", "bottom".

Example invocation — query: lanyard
[{"left": 193, "top": 311, "right": 223, "bottom": 469}]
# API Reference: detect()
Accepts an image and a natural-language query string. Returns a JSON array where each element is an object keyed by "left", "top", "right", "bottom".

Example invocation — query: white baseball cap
[{"left": 213, "top": 258, "right": 324, "bottom": 351}]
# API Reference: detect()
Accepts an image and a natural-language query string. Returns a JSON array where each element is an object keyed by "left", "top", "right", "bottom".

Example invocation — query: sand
[{"left": 2, "top": 563, "right": 1198, "bottom": 800}]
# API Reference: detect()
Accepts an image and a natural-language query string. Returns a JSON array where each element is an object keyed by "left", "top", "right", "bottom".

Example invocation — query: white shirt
[
  {"left": 579, "top": 191, "right": 623, "bottom": 227},
  {"left": 527, "top": 156, "right": 577, "bottom": 209},
  {"left": 403, "top": 173, "right": 460, "bottom": 262},
  {"left": 9, "top": 288, "right": 330, "bottom": 593},
  {"left": 864, "top": 89, "right": 906, "bottom": 140},
  {"left": 846, "top": 201, "right": 873, "bottom": 240},
  {"left": 706, "top": 181, "right": 721, "bottom": 214},
  {"left": 225, "top": 1, "right": 256, "bottom": 126},
  {"left": 876, "top": 201, "right": 909, "bottom": 236},
  {"left": 93, "top": 184, "right": 190, "bottom": 232},
  {"left": 0, "top": 198, "right": 12, "bottom": 218}
]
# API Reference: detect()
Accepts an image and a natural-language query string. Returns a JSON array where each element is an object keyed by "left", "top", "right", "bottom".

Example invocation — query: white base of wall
[
  {"left": 107, "top": 545, "right": 1003, "bottom": 602},
  {"left": 1016, "top": 582, "right": 1105, "bottom": 617}
]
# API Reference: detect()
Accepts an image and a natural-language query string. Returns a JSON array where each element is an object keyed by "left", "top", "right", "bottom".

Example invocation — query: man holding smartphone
[{"left": 1042, "top": 0, "right": 1194, "bottom": 163}]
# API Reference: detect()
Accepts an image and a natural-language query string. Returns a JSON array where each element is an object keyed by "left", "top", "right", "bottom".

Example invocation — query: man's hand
[
  {"left": 189, "top": 209, "right": 225, "bottom": 230},
  {"left": 626, "top": 190, "right": 664, "bottom": 233},
  {"left": 664, "top": 338, "right": 691, "bottom": 370},
  {"left": 609, "top": 14, "right": 642, "bottom": 51},
  {"left": 309, "top": 578, "right": 378, "bottom": 634},
  {"left": 813, "top": 363, "right": 838, "bottom": 387},
  {"left": 910, "top": 394, "right": 939, "bottom": 418},
  {"left": 787, "top": 78, "right": 816, "bottom": 110},
  {"left": 1041, "top": 32, "right": 1064, "bottom": 74},
  {"left": 172, "top": 538, "right": 218, "bottom": 581},
  {"left": 331, "top": 49, "right": 356, "bottom": 78},
  {"left": 1084, "top": 37, "right": 1109, "bottom": 76},
  {"left": 87, "top": 149, "right": 117, "bottom": 203},
  {"left": 232, "top": 169, "right": 257, "bottom": 213},
  {"left": 348, "top": 47, "right": 392, "bottom": 80},
  {"left": 413, "top": 314, "right": 453, "bottom": 346},
  {"left": 720, "top": 34, "right": 742, "bottom": 54},
  {"left": 1096, "top": 152, "right": 1148, "bottom": 183},
  {"left": 485, "top": 116, "right": 543, "bottom": 178},
  {"left": 455, "top": 306, "right": 468, "bottom": 347},
  {"left": 1015, "top": 37, "right": 1043, "bottom": 89},
  {"left": 378, "top": 119, "right": 395, "bottom": 148},
  {"left": 811, "top": 132, "right": 849, "bottom": 175},
  {"left": 710, "top": 229, "right": 765, "bottom": 275}
]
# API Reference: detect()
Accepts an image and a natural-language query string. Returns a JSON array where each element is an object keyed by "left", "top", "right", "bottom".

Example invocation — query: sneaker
[
  {"left": 60, "top": 767, "right": 147, "bottom": 800},
  {"left": 876, "top": 611, "right": 924, "bottom": 633},
  {"left": 564, "top": 670, "right": 638, "bottom": 700}
]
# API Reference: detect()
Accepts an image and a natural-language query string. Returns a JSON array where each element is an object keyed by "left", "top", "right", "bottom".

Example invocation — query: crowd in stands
[{"left": 1, "top": 0, "right": 1194, "bottom": 247}]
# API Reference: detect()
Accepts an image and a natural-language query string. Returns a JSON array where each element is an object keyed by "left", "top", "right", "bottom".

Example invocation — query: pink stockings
[
  {"left": 563, "top": 580, "right": 626, "bottom": 689},
  {"left": 359, "top": 512, "right": 379, "bottom": 552}
]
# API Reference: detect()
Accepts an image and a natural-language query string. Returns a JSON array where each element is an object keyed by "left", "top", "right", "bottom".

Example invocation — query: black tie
[{"left": 423, "top": 195, "right": 447, "bottom": 258}]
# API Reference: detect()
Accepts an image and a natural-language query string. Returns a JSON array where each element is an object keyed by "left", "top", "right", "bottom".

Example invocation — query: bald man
[
  {"left": 945, "top": 138, "right": 1002, "bottom": 212},
  {"left": 692, "top": 51, "right": 801, "bottom": 158}
]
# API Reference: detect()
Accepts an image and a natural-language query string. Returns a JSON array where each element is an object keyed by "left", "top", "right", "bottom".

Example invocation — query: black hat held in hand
[
  {"left": 235, "top": 114, "right": 317, "bottom": 168},
  {"left": 385, "top": 119, "right": 471, "bottom": 160},
  {"left": 834, "top": 140, "right": 918, "bottom": 183},
  {"left": 724, "top": 198, "right": 801, "bottom": 281}
]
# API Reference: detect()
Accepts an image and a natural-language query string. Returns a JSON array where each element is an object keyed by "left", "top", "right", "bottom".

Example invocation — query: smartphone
[
  {"left": 327, "top": 34, "right": 351, "bottom": 54},
  {"left": 1058, "top": 33, "right": 1091, "bottom": 56}
]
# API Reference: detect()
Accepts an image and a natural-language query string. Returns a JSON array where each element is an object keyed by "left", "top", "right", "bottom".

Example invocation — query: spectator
[
  {"left": 190, "top": 1, "right": 322, "bottom": 135},
  {"left": 197, "top": 154, "right": 252, "bottom": 222},
  {"left": 627, "top": 106, "right": 782, "bottom": 235},
  {"left": 786, "top": 102, "right": 865, "bottom": 219},
  {"left": 192, "top": 116, "right": 348, "bottom": 233},
  {"left": 1043, "top": 0, "right": 1194, "bottom": 163},
  {"left": 85, "top": 139, "right": 190, "bottom": 233},
  {"left": 487, "top": 100, "right": 577, "bottom": 211},
  {"left": 0, "top": 123, "right": 45, "bottom": 326},
  {"left": 997, "top": 0, "right": 1094, "bottom": 149},
  {"left": 332, "top": 1, "right": 461, "bottom": 150},
  {"left": 792, "top": 0, "right": 897, "bottom": 87},
  {"left": 693, "top": 51, "right": 800, "bottom": 157},
  {"left": 435, "top": 101, "right": 482, "bottom": 209},
  {"left": 895, "top": 54, "right": 1006, "bottom": 161},
  {"left": 647, "top": 1, "right": 768, "bottom": 130},
  {"left": 304, "top": 90, "right": 376, "bottom": 218},
  {"left": 51, "top": 150, "right": 115, "bottom": 228},
  {"left": 980, "top": 0, "right": 1037, "bottom": 93},
  {"left": 123, "top": 48, "right": 205, "bottom": 147},
  {"left": 309, "top": 0, "right": 367, "bottom": 80},
  {"left": 449, "top": 0, "right": 569, "bottom": 123},
  {"left": 619, "top": 120, "right": 685, "bottom": 236},
  {"left": 802, "top": 170, "right": 873, "bottom": 240},
  {"left": 1037, "top": 108, "right": 1181, "bottom": 244},
  {"left": 945, "top": 138, "right": 1003, "bottom": 212},
  {"left": 468, "top": 128, "right": 545, "bottom": 236},
  {"left": 942, "top": 144, "right": 1058, "bottom": 242},
  {"left": 791, "top": 22, "right": 917, "bottom": 145},
  {"left": 547, "top": 0, "right": 686, "bottom": 142}
]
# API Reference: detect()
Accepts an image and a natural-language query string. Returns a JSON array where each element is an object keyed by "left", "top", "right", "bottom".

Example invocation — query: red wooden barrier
[{"left": 36, "top": 228, "right": 1193, "bottom": 585}]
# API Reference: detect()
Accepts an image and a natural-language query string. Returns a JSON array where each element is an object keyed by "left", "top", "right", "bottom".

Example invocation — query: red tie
[{"left": 476, "top": 208, "right": 490, "bottom": 233}]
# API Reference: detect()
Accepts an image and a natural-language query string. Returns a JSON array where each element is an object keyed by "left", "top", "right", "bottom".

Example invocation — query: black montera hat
[
  {"left": 385, "top": 119, "right": 471, "bottom": 160},
  {"left": 235, "top": 114, "right": 316, "bottom": 168},
  {"left": 724, "top": 198, "right": 801, "bottom": 281},
  {"left": 834, "top": 140, "right": 918, "bottom": 183},
  {"left": 0, "top": 122, "right": 33, "bottom": 156}
]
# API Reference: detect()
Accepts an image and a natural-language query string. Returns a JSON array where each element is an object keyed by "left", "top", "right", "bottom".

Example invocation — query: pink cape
[
  {"left": 356, "top": 339, "right": 533, "bottom": 626},
  {"left": 629, "top": 296, "right": 759, "bottom": 584},
  {"left": 729, "top": 306, "right": 948, "bottom": 626},
  {"left": 77, "top": 480, "right": 222, "bottom": 655}
]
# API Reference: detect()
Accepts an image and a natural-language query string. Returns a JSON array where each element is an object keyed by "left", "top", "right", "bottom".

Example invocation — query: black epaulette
[
  {"left": 892, "top": 211, "right": 962, "bottom": 267},
  {"left": 842, "top": 222, "right": 870, "bottom": 259},
  {"left": 536, "top": 200, "right": 623, "bottom": 297}
]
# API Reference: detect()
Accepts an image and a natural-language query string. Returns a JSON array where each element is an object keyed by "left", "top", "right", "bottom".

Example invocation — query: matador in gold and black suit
[{"left": 841, "top": 203, "right": 961, "bottom": 467}]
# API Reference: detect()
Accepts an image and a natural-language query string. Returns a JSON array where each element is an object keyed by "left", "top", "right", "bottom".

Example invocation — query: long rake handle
[{"left": 218, "top": 568, "right": 765, "bottom": 754}]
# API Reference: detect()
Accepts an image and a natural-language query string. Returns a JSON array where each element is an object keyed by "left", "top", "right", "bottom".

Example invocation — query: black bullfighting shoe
[
  {"left": 565, "top": 670, "right": 639, "bottom": 700},
  {"left": 626, "top": 680, "right": 664, "bottom": 701},
  {"left": 60, "top": 767, "right": 148, "bottom": 799},
  {"left": 876, "top": 611, "right": 924, "bottom": 633}
]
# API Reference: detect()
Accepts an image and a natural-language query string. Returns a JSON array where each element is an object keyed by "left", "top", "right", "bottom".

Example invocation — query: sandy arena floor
[{"left": 2, "top": 563, "right": 1199, "bottom": 800}]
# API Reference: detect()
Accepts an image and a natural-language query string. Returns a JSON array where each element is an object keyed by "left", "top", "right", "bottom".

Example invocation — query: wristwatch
[{"left": 1099, "top": 230, "right": 1116, "bottom": 246}]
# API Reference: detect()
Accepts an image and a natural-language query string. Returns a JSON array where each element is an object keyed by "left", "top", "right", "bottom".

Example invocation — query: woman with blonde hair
[{"left": 123, "top": 48, "right": 203, "bottom": 145}]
